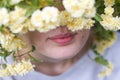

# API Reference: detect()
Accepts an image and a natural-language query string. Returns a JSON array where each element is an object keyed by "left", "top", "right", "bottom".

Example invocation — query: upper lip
[{"left": 49, "top": 33, "right": 77, "bottom": 40}]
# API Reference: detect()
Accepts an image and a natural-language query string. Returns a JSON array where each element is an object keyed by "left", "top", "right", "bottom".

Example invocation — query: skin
[
  {"left": 22, "top": 0, "right": 93, "bottom": 76},
  {"left": 23, "top": 26, "right": 92, "bottom": 76}
]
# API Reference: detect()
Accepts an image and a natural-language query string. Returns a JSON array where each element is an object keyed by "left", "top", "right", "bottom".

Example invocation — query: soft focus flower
[
  {"left": 31, "top": 10, "right": 44, "bottom": 27},
  {"left": 9, "top": 6, "right": 26, "bottom": 25},
  {"left": 95, "top": 32, "right": 117, "bottom": 54},
  {"left": 104, "top": 0, "right": 115, "bottom": 6},
  {"left": 84, "top": 19, "right": 95, "bottom": 29},
  {"left": 59, "top": 11, "right": 72, "bottom": 26},
  {"left": 82, "top": 0, "right": 95, "bottom": 9},
  {"left": 0, "top": 69, "right": 10, "bottom": 77},
  {"left": 98, "top": 62, "right": 114, "bottom": 78},
  {"left": 0, "top": 59, "right": 35, "bottom": 77},
  {"left": 9, "top": 37, "right": 26, "bottom": 51},
  {"left": 105, "top": 6, "right": 114, "bottom": 16},
  {"left": 41, "top": 7, "right": 60, "bottom": 30},
  {"left": 25, "top": 19, "right": 36, "bottom": 31},
  {"left": 0, "top": 29, "right": 15, "bottom": 51},
  {"left": 63, "top": 0, "right": 85, "bottom": 18},
  {"left": 10, "top": 0, "right": 23, "bottom": 5},
  {"left": 0, "top": 7, "right": 9, "bottom": 25},
  {"left": 59, "top": 11, "right": 95, "bottom": 31},
  {"left": 84, "top": 8, "right": 96, "bottom": 18},
  {"left": 63, "top": 0, "right": 95, "bottom": 18},
  {"left": 14, "top": 59, "right": 35, "bottom": 76},
  {"left": 0, "top": 28, "right": 26, "bottom": 51},
  {"left": 100, "top": 15, "right": 120, "bottom": 31},
  {"left": 9, "top": 24, "right": 25, "bottom": 33},
  {"left": 21, "top": 59, "right": 35, "bottom": 73},
  {"left": 31, "top": 7, "right": 60, "bottom": 32},
  {"left": 42, "top": 7, "right": 59, "bottom": 23},
  {"left": 67, "top": 18, "right": 85, "bottom": 31},
  {"left": 6, "top": 64, "right": 16, "bottom": 76},
  {"left": 8, "top": 6, "right": 27, "bottom": 33}
]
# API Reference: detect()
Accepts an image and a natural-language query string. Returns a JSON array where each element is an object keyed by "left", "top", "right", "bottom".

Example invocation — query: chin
[
  {"left": 45, "top": 53, "right": 77, "bottom": 62},
  {"left": 44, "top": 46, "right": 81, "bottom": 61}
]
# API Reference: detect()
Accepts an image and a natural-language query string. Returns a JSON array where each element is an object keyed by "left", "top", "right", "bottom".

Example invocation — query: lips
[{"left": 49, "top": 33, "right": 77, "bottom": 45}]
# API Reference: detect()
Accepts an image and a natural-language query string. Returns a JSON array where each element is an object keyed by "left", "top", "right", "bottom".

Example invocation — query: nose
[{"left": 57, "top": 26, "right": 71, "bottom": 33}]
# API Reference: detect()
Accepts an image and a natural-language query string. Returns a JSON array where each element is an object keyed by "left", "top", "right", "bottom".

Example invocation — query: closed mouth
[{"left": 49, "top": 33, "right": 77, "bottom": 45}]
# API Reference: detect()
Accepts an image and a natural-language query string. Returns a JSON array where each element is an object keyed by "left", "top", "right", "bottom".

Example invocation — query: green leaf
[
  {"left": 31, "top": 0, "right": 40, "bottom": 7},
  {"left": 115, "top": 0, "right": 120, "bottom": 4},
  {"left": 5, "top": 0, "right": 11, "bottom": 7},
  {"left": 28, "top": 54, "right": 43, "bottom": 62},
  {"left": 90, "top": 45, "right": 100, "bottom": 55},
  {"left": 94, "top": 14, "right": 103, "bottom": 22},
  {"left": 2, "top": 64, "right": 7, "bottom": 69},
  {"left": 95, "top": 56, "right": 109, "bottom": 66},
  {"left": 32, "top": 45, "right": 36, "bottom": 52},
  {"left": 0, "top": 53, "right": 4, "bottom": 56},
  {"left": 46, "top": 0, "right": 55, "bottom": 6},
  {"left": 0, "top": 0, "right": 3, "bottom": 7},
  {"left": 0, "top": 25, "right": 3, "bottom": 32},
  {"left": 91, "top": 45, "right": 96, "bottom": 50},
  {"left": 12, "top": 52, "right": 16, "bottom": 60},
  {"left": 25, "top": 7, "right": 37, "bottom": 17},
  {"left": 94, "top": 22, "right": 113, "bottom": 41},
  {"left": 95, "top": 0, "right": 105, "bottom": 14},
  {"left": 3, "top": 49, "right": 12, "bottom": 62},
  {"left": 17, "top": 0, "right": 39, "bottom": 17}
]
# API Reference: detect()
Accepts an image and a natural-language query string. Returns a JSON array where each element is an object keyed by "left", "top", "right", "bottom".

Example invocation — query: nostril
[{"left": 59, "top": 26, "right": 70, "bottom": 33}]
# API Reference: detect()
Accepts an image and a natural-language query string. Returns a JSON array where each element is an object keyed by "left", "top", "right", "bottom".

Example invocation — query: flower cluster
[
  {"left": 98, "top": 62, "right": 114, "bottom": 78},
  {"left": 0, "top": 0, "right": 96, "bottom": 33},
  {"left": 0, "top": 0, "right": 120, "bottom": 77},
  {"left": 94, "top": 32, "right": 117, "bottom": 54},
  {"left": 0, "top": 59, "right": 35, "bottom": 77},
  {"left": 0, "top": 28, "right": 26, "bottom": 52},
  {"left": 100, "top": 5, "right": 120, "bottom": 30}
]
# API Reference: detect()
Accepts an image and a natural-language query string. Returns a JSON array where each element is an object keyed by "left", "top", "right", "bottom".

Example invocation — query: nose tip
[{"left": 58, "top": 26, "right": 70, "bottom": 33}]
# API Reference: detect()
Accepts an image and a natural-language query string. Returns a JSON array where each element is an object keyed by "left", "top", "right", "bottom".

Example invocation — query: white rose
[
  {"left": 31, "top": 7, "right": 60, "bottom": 32},
  {"left": 14, "top": 63, "right": 27, "bottom": 75},
  {"left": 63, "top": 0, "right": 85, "bottom": 18},
  {"left": 63, "top": 0, "right": 95, "bottom": 18},
  {"left": 9, "top": 24, "right": 24, "bottom": 33},
  {"left": 100, "top": 15, "right": 120, "bottom": 31},
  {"left": 21, "top": 59, "right": 35, "bottom": 71},
  {"left": 14, "top": 59, "right": 34, "bottom": 76},
  {"left": 85, "top": 8, "right": 96, "bottom": 18},
  {"left": 10, "top": 0, "right": 23, "bottom": 5},
  {"left": 41, "top": 7, "right": 60, "bottom": 31},
  {"left": 0, "top": 69, "right": 10, "bottom": 77},
  {"left": 104, "top": 0, "right": 115, "bottom": 7},
  {"left": 82, "top": 0, "right": 95, "bottom": 9},
  {"left": 105, "top": 6, "right": 114, "bottom": 15},
  {"left": 0, "top": 7, "right": 9, "bottom": 25},
  {"left": 42, "top": 7, "right": 59, "bottom": 23},
  {"left": 25, "top": 19, "right": 36, "bottom": 31},
  {"left": 31, "top": 10, "right": 44, "bottom": 27},
  {"left": 6, "top": 64, "right": 17, "bottom": 76},
  {"left": 9, "top": 6, "right": 26, "bottom": 25}
]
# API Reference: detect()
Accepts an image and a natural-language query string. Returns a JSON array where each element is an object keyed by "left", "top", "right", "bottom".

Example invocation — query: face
[
  {"left": 25, "top": 0, "right": 90, "bottom": 62},
  {"left": 28, "top": 26, "right": 90, "bottom": 62}
]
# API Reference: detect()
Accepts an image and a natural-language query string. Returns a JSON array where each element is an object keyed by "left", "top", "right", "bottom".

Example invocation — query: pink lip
[{"left": 49, "top": 33, "right": 77, "bottom": 45}]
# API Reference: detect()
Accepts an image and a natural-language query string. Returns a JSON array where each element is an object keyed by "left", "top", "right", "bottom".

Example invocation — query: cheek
[
  {"left": 36, "top": 30, "right": 90, "bottom": 60},
  {"left": 30, "top": 30, "right": 90, "bottom": 60},
  {"left": 73, "top": 30, "right": 90, "bottom": 51},
  {"left": 75, "top": 30, "right": 90, "bottom": 42},
  {"left": 28, "top": 32, "right": 48, "bottom": 52}
]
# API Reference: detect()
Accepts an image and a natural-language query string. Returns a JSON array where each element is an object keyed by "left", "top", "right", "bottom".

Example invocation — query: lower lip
[{"left": 50, "top": 35, "right": 75, "bottom": 45}]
